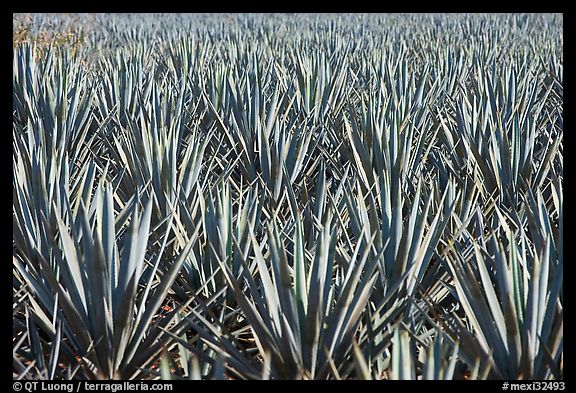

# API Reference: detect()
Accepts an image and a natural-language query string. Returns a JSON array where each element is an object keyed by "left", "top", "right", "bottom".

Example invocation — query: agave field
[{"left": 13, "top": 13, "right": 563, "bottom": 380}]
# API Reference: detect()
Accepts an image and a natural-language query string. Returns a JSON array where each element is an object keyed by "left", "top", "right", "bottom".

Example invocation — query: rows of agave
[{"left": 13, "top": 13, "right": 562, "bottom": 380}]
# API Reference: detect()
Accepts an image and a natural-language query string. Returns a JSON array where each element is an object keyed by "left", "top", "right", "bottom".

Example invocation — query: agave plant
[{"left": 13, "top": 13, "right": 562, "bottom": 380}]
